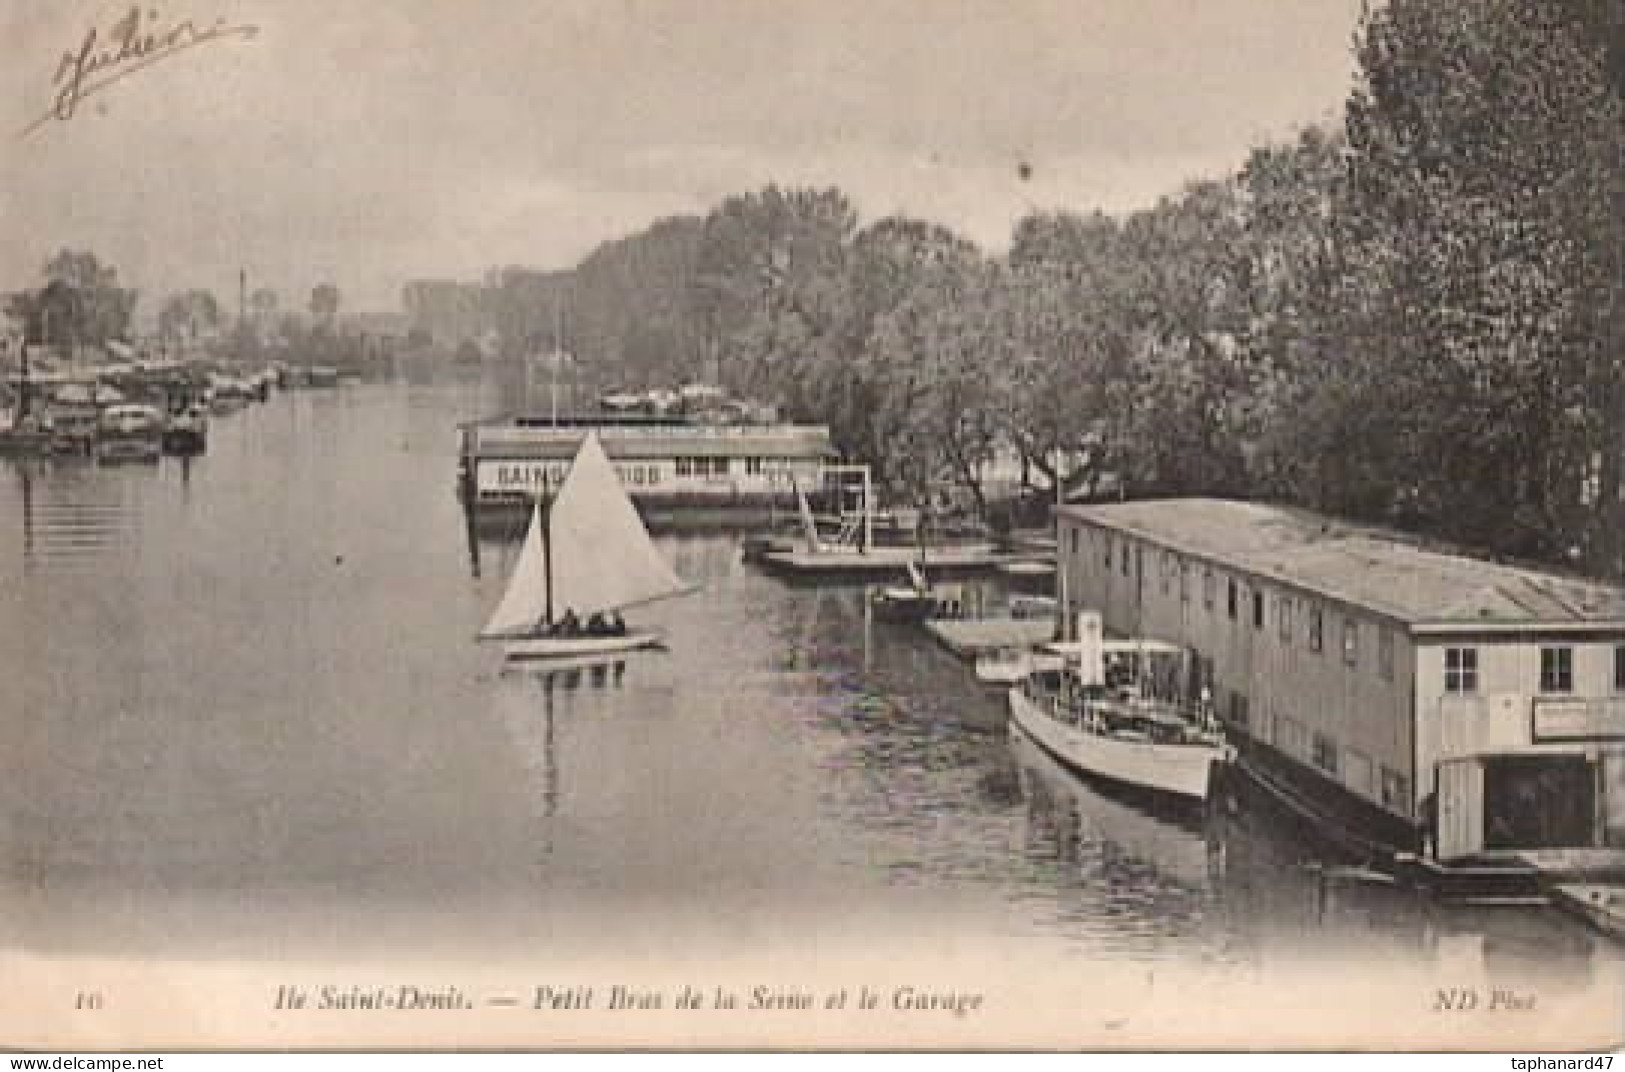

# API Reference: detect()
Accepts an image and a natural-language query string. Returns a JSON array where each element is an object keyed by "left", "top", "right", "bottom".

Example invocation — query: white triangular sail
[
  {"left": 480, "top": 433, "right": 688, "bottom": 639},
  {"left": 480, "top": 501, "right": 551, "bottom": 638},
  {"left": 548, "top": 432, "right": 688, "bottom": 615}
]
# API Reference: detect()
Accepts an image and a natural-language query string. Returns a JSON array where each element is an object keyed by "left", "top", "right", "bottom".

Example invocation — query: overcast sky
[{"left": 2, "top": 0, "right": 1364, "bottom": 315}]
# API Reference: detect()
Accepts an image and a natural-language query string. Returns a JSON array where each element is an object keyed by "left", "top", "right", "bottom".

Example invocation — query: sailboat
[{"left": 479, "top": 432, "right": 692, "bottom": 660}]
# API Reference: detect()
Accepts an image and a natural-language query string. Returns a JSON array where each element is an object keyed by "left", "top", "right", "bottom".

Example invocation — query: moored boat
[
  {"left": 870, "top": 562, "right": 944, "bottom": 623},
  {"left": 208, "top": 374, "right": 256, "bottom": 414},
  {"left": 975, "top": 646, "right": 1035, "bottom": 688},
  {"left": 1007, "top": 616, "right": 1233, "bottom": 805},
  {"left": 94, "top": 403, "right": 164, "bottom": 464},
  {"left": 1007, "top": 593, "right": 1057, "bottom": 620},
  {"left": 871, "top": 586, "right": 939, "bottom": 623},
  {"left": 161, "top": 404, "right": 209, "bottom": 455}
]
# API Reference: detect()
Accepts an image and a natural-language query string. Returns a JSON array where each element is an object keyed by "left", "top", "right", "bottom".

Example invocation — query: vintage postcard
[{"left": 1, "top": 0, "right": 1621, "bottom": 1053}]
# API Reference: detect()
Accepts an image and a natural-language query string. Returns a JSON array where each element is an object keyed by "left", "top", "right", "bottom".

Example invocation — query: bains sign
[{"left": 477, "top": 460, "right": 665, "bottom": 493}]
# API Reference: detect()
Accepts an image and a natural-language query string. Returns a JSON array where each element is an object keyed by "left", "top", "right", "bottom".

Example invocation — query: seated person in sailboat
[
  {"left": 609, "top": 611, "right": 627, "bottom": 636},
  {"left": 586, "top": 612, "right": 608, "bottom": 636}
]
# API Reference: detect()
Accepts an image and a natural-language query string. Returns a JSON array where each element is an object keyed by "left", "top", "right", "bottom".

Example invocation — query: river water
[{"left": 0, "top": 381, "right": 1612, "bottom": 995}]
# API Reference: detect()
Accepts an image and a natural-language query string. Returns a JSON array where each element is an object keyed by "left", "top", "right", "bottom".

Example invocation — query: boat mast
[{"left": 542, "top": 469, "right": 555, "bottom": 626}]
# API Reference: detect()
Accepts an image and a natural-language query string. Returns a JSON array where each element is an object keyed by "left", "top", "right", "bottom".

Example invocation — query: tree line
[
  {"left": 473, "top": 0, "right": 1619, "bottom": 576},
  {"left": 7, "top": 258, "right": 360, "bottom": 368}
]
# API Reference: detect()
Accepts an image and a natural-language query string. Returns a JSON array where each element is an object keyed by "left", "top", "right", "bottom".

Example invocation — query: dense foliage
[
  {"left": 9, "top": 1, "right": 1615, "bottom": 576},
  {"left": 465, "top": 0, "right": 1617, "bottom": 575},
  {"left": 6, "top": 250, "right": 138, "bottom": 352}
]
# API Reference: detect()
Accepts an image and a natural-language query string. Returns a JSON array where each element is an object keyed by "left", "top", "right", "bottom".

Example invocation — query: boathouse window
[
  {"left": 1226, "top": 578, "right": 1238, "bottom": 620},
  {"left": 1311, "top": 732, "right": 1339, "bottom": 775},
  {"left": 1122, "top": 544, "right": 1131, "bottom": 577},
  {"left": 1104, "top": 537, "right": 1113, "bottom": 568},
  {"left": 1342, "top": 619, "right": 1359, "bottom": 667},
  {"left": 1179, "top": 563, "right": 1190, "bottom": 603},
  {"left": 1203, "top": 569, "right": 1214, "bottom": 610},
  {"left": 1308, "top": 608, "right": 1324, "bottom": 653},
  {"left": 1378, "top": 628, "right": 1395, "bottom": 681},
  {"left": 1539, "top": 646, "right": 1574, "bottom": 694},
  {"left": 1444, "top": 647, "right": 1478, "bottom": 693},
  {"left": 745, "top": 456, "right": 763, "bottom": 475},
  {"left": 1253, "top": 590, "right": 1265, "bottom": 630},
  {"left": 1615, "top": 645, "right": 1625, "bottom": 691},
  {"left": 1278, "top": 597, "right": 1293, "bottom": 643},
  {"left": 1161, "top": 553, "right": 1173, "bottom": 596},
  {"left": 1070, "top": 529, "right": 1080, "bottom": 555},
  {"left": 1380, "top": 767, "right": 1411, "bottom": 815}
]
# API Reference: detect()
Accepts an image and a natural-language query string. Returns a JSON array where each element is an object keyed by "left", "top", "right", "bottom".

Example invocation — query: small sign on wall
[{"left": 1532, "top": 696, "right": 1625, "bottom": 742}]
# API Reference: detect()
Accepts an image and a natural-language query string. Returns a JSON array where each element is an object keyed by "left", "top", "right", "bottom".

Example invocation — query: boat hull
[
  {"left": 161, "top": 428, "right": 208, "bottom": 455},
  {"left": 974, "top": 662, "right": 1027, "bottom": 688},
  {"left": 95, "top": 438, "right": 162, "bottom": 464},
  {"left": 501, "top": 629, "right": 664, "bottom": 661},
  {"left": 871, "top": 590, "right": 938, "bottom": 624},
  {"left": 1007, "top": 687, "right": 1226, "bottom": 803}
]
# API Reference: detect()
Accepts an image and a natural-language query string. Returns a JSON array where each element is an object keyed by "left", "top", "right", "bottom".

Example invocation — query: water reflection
[
  {"left": 10, "top": 457, "right": 141, "bottom": 567},
  {"left": 1011, "top": 727, "right": 1214, "bottom": 892},
  {"left": 0, "top": 382, "right": 1613, "bottom": 979}
]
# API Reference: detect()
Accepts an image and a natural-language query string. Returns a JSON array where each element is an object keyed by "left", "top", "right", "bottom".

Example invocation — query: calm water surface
[{"left": 0, "top": 382, "right": 1611, "bottom": 986}]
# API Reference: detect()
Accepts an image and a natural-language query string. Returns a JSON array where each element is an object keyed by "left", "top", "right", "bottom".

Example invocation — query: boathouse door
[
  {"left": 1436, "top": 758, "right": 1483, "bottom": 860},
  {"left": 1481, "top": 754, "right": 1594, "bottom": 850}
]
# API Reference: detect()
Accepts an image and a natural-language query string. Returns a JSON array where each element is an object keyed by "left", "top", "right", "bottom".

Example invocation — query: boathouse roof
[{"left": 1060, "top": 498, "right": 1625, "bottom": 632}]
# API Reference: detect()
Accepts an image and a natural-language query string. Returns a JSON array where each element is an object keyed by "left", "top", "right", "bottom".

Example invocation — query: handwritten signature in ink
[{"left": 21, "top": 6, "right": 260, "bottom": 139}]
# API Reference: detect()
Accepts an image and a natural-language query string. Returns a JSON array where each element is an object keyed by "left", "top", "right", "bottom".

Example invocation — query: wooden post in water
[{"left": 863, "top": 465, "right": 873, "bottom": 555}]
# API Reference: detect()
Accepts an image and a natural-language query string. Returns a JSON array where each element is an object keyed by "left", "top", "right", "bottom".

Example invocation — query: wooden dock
[
  {"left": 1511, "top": 848, "right": 1625, "bottom": 883},
  {"left": 1391, "top": 853, "right": 1544, "bottom": 903},
  {"left": 923, "top": 617, "right": 1056, "bottom": 660},
  {"left": 756, "top": 543, "right": 1028, "bottom": 580}
]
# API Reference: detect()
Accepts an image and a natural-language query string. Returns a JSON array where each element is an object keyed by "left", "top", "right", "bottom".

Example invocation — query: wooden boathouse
[
  {"left": 1056, "top": 498, "right": 1625, "bottom": 869},
  {"left": 457, "top": 414, "right": 834, "bottom": 530}
]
